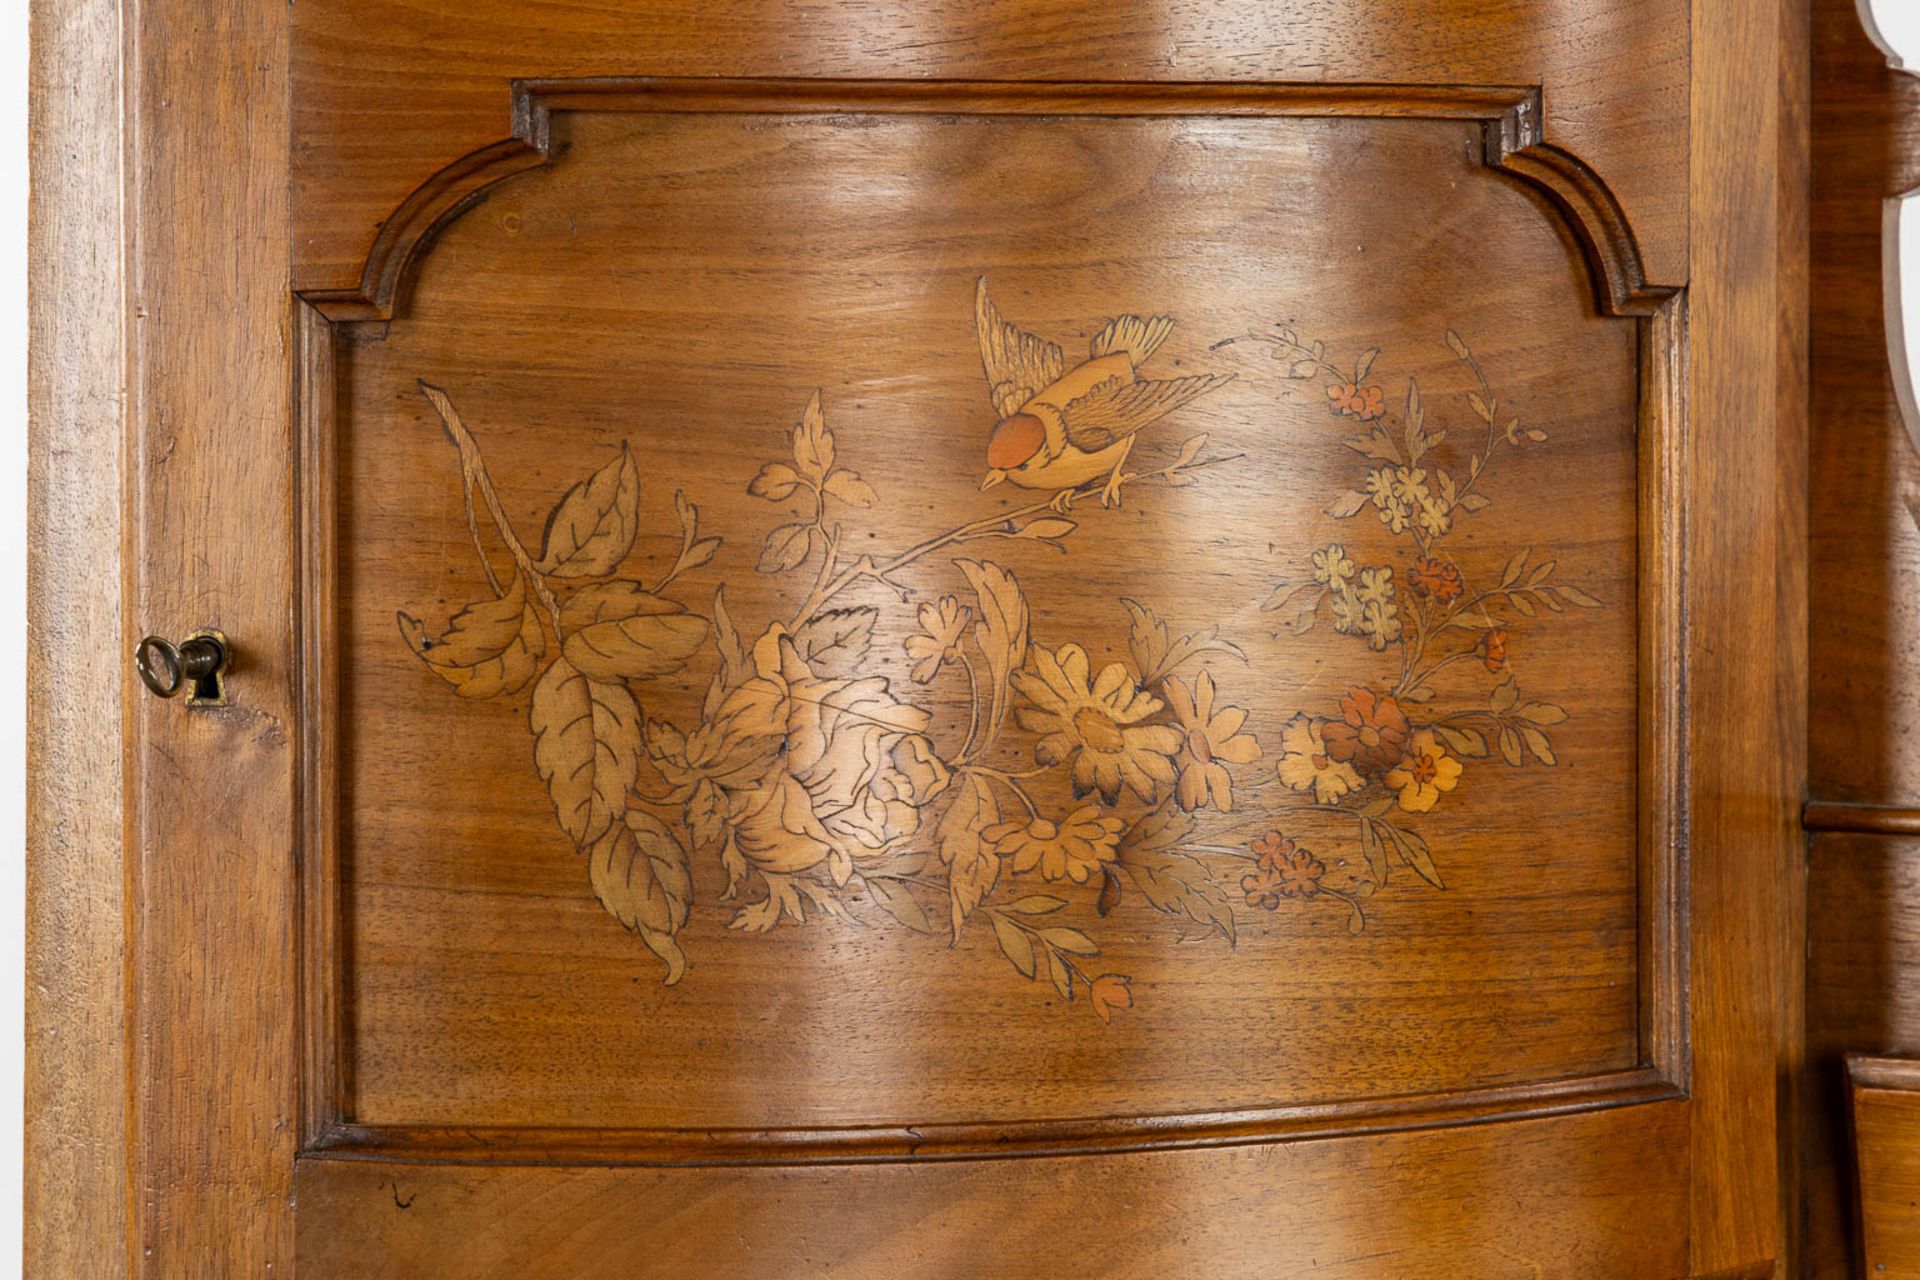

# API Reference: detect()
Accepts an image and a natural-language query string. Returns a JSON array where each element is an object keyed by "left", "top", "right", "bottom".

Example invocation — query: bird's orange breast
[{"left": 986, "top": 413, "right": 1047, "bottom": 468}]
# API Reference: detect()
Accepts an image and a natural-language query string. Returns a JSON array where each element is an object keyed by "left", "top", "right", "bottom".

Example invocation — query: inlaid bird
[{"left": 974, "top": 277, "right": 1235, "bottom": 508}]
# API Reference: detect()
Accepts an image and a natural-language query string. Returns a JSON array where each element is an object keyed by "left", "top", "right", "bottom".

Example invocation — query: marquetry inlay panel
[{"left": 300, "top": 89, "right": 1676, "bottom": 1155}]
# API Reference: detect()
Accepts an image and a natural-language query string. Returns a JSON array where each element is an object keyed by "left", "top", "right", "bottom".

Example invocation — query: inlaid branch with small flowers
[
  {"left": 398, "top": 283, "right": 1600, "bottom": 1019},
  {"left": 1208, "top": 322, "right": 1602, "bottom": 930}
]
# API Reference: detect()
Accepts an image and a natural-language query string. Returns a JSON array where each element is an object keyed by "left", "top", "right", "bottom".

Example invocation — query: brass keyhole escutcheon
[{"left": 134, "top": 629, "right": 230, "bottom": 706}]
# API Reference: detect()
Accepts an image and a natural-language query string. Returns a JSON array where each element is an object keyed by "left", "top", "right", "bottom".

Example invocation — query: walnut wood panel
[
  {"left": 1811, "top": 0, "right": 1920, "bottom": 806},
  {"left": 1807, "top": 2, "right": 1920, "bottom": 1276},
  {"left": 289, "top": 0, "right": 1690, "bottom": 299},
  {"left": 120, "top": 0, "right": 301, "bottom": 1268},
  {"left": 309, "top": 98, "right": 1662, "bottom": 1148},
  {"left": 25, "top": 0, "right": 128, "bottom": 1272},
  {"left": 48, "top": 0, "right": 1812, "bottom": 1272},
  {"left": 1807, "top": 835, "right": 1920, "bottom": 1279},
  {"left": 297, "top": 1104, "right": 1692, "bottom": 1280},
  {"left": 1849, "top": 1056, "right": 1920, "bottom": 1277}
]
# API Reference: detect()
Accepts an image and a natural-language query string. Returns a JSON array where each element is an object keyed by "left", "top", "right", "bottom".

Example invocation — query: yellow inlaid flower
[
  {"left": 1385, "top": 729, "right": 1464, "bottom": 813},
  {"left": 985, "top": 807, "right": 1127, "bottom": 883},
  {"left": 1275, "top": 713, "right": 1364, "bottom": 804},
  {"left": 1011, "top": 643, "right": 1183, "bottom": 804},
  {"left": 903, "top": 595, "right": 972, "bottom": 684},
  {"left": 1163, "top": 670, "right": 1261, "bottom": 812}
]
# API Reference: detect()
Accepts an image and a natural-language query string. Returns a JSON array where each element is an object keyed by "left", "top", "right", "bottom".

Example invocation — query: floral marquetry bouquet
[
  {"left": 398, "top": 285, "right": 1601, "bottom": 1020},
  {"left": 1244, "top": 325, "right": 1601, "bottom": 917}
]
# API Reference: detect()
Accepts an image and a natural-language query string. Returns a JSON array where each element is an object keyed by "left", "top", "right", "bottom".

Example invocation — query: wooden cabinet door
[{"left": 29, "top": 0, "right": 1806, "bottom": 1274}]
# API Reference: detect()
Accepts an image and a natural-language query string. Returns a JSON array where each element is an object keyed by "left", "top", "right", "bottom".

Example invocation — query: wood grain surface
[
  {"left": 1850, "top": 1056, "right": 1920, "bottom": 1277},
  {"left": 25, "top": 0, "right": 128, "bottom": 1273},
  {"left": 1686, "top": 0, "right": 1808, "bottom": 1268},
  {"left": 322, "top": 106, "right": 1649, "bottom": 1139},
  {"left": 297, "top": 1103, "right": 1692, "bottom": 1280},
  {"left": 25, "top": 0, "right": 1811, "bottom": 1273},
  {"left": 289, "top": 0, "right": 1690, "bottom": 296},
  {"left": 1806, "top": 1, "right": 1920, "bottom": 1275},
  {"left": 1807, "top": 835, "right": 1920, "bottom": 1279},
  {"left": 121, "top": 0, "right": 301, "bottom": 1269}
]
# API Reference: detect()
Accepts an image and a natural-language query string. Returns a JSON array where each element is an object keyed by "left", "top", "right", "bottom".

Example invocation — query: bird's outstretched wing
[
  {"left": 1060, "top": 372, "right": 1236, "bottom": 451},
  {"left": 975, "top": 277, "right": 1066, "bottom": 420}
]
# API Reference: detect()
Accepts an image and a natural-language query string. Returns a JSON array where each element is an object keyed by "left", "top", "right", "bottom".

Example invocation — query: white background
[{"left": 4, "top": 4, "right": 1920, "bottom": 1277}]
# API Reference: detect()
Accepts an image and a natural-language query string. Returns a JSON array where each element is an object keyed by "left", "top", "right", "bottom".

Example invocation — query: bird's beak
[{"left": 980, "top": 469, "right": 1007, "bottom": 491}]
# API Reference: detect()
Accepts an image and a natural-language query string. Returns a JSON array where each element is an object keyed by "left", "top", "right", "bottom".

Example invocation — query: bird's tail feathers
[{"left": 1091, "top": 314, "right": 1175, "bottom": 365}]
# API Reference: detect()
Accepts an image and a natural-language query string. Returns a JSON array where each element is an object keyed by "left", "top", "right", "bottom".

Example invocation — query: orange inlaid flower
[
  {"left": 1318, "top": 687, "right": 1411, "bottom": 776},
  {"left": 1407, "top": 556, "right": 1465, "bottom": 604},
  {"left": 1327, "top": 382, "right": 1386, "bottom": 420},
  {"left": 1384, "top": 729, "right": 1464, "bottom": 813},
  {"left": 1479, "top": 627, "right": 1509, "bottom": 673},
  {"left": 1241, "top": 831, "right": 1327, "bottom": 908},
  {"left": 984, "top": 806, "right": 1128, "bottom": 884},
  {"left": 1089, "top": 973, "right": 1133, "bottom": 1023}
]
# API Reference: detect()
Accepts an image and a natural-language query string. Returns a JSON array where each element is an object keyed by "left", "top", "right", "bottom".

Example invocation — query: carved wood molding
[
  {"left": 291, "top": 81, "right": 1692, "bottom": 1167},
  {"left": 1804, "top": 800, "right": 1920, "bottom": 834},
  {"left": 300, "top": 1066, "right": 1680, "bottom": 1167},
  {"left": 295, "top": 77, "right": 1670, "bottom": 324}
]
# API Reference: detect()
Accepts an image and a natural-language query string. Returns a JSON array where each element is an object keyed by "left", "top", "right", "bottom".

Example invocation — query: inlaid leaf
[
  {"left": 588, "top": 809, "right": 692, "bottom": 984},
  {"left": 537, "top": 445, "right": 640, "bottom": 578},
  {"left": 1558, "top": 583, "right": 1602, "bottom": 608},
  {"left": 793, "top": 607, "right": 878, "bottom": 677},
  {"left": 954, "top": 559, "right": 1029, "bottom": 745},
  {"left": 1045, "top": 948, "right": 1074, "bottom": 1000},
  {"left": 823, "top": 469, "right": 877, "bottom": 509},
  {"left": 559, "top": 580, "right": 708, "bottom": 682},
  {"left": 1324, "top": 489, "right": 1368, "bottom": 519},
  {"left": 792, "top": 390, "right": 834, "bottom": 483},
  {"left": 1343, "top": 427, "right": 1402, "bottom": 464},
  {"left": 1040, "top": 927, "right": 1099, "bottom": 957},
  {"left": 703, "top": 584, "right": 748, "bottom": 719},
  {"left": 749, "top": 462, "right": 804, "bottom": 501},
  {"left": 1262, "top": 582, "right": 1325, "bottom": 635},
  {"left": 1434, "top": 724, "right": 1489, "bottom": 758},
  {"left": 661, "top": 490, "right": 722, "bottom": 582},
  {"left": 531, "top": 656, "right": 642, "bottom": 848},
  {"left": 1497, "top": 726, "right": 1524, "bottom": 767},
  {"left": 1122, "top": 598, "right": 1247, "bottom": 686},
  {"left": 1520, "top": 726, "right": 1557, "bottom": 765},
  {"left": 1014, "top": 516, "right": 1077, "bottom": 542},
  {"left": 1118, "top": 844, "right": 1236, "bottom": 946},
  {"left": 862, "top": 876, "right": 936, "bottom": 934},
  {"left": 1359, "top": 818, "right": 1389, "bottom": 884},
  {"left": 1384, "top": 823, "right": 1443, "bottom": 888},
  {"left": 397, "top": 571, "right": 545, "bottom": 698},
  {"left": 729, "top": 872, "right": 806, "bottom": 933},
  {"left": 937, "top": 772, "right": 1000, "bottom": 938},
  {"left": 1500, "top": 547, "right": 1532, "bottom": 589},
  {"left": 991, "top": 913, "right": 1037, "bottom": 979},
  {"left": 758, "top": 522, "right": 814, "bottom": 574},
  {"left": 685, "top": 778, "right": 724, "bottom": 850}
]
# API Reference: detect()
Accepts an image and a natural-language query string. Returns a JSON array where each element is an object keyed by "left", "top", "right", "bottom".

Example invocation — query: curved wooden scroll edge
[
  {"left": 297, "top": 79, "right": 1668, "bottom": 324},
  {"left": 298, "top": 87, "right": 552, "bottom": 323},
  {"left": 1486, "top": 115, "right": 1673, "bottom": 318}
]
